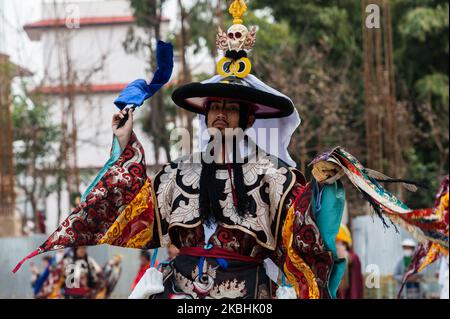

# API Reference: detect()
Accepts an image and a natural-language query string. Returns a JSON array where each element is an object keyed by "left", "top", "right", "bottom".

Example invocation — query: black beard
[{"left": 198, "top": 137, "right": 255, "bottom": 226}]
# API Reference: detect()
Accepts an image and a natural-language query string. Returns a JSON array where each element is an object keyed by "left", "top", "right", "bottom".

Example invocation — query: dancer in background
[
  {"left": 30, "top": 255, "right": 53, "bottom": 291},
  {"left": 336, "top": 224, "right": 364, "bottom": 299},
  {"left": 61, "top": 246, "right": 104, "bottom": 299},
  {"left": 96, "top": 254, "right": 123, "bottom": 299}
]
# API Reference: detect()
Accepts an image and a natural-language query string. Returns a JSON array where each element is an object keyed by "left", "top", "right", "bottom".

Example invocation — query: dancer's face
[
  {"left": 402, "top": 246, "right": 415, "bottom": 257},
  {"left": 206, "top": 100, "right": 241, "bottom": 132},
  {"left": 75, "top": 246, "right": 87, "bottom": 258}
]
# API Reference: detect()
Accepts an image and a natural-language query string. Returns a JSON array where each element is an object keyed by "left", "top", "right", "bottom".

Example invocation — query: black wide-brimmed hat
[{"left": 172, "top": 76, "right": 295, "bottom": 119}]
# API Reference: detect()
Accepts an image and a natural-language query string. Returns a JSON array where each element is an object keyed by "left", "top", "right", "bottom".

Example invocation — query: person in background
[
  {"left": 336, "top": 224, "right": 364, "bottom": 299},
  {"left": 131, "top": 250, "right": 158, "bottom": 291},
  {"left": 36, "top": 210, "right": 46, "bottom": 234},
  {"left": 30, "top": 255, "right": 53, "bottom": 292},
  {"left": 62, "top": 246, "right": 104, "bottom": 299},
  {"left": 394, "top": 239, "right": 423, "bottom": 299},
  {"left": 96, "top": 254, "right": 123, "bottom": 299}
]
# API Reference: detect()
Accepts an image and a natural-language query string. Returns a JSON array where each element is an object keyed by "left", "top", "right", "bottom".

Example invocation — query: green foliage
[
  {"left": 415, "top": 73, "right": 449, "bottom": 106},
  {"left": 128, "top": 0, "right": 167, "bottom": 28},
  {"left": 125, "top": 0, "right": 174, "bottom": 162},
  {"left": 123, "top": 0, "right": 167, "bottom": 57},
  {"left": 404, "top": 148, "right": 440, "bottom": 208},
  {"left": 187, "top": 0, "right": 226, "bottom": 56},
  {"left": 12, "top": 84, "right": 61, "bottom": 227},
  {"left": 12, "top": 91, "right": 60, "bottom": 173},
  {"left": 247, "top": 0, "right": 448, "bottom": 207},
  {"left": 251, "top": 0, "right": 362, "bottom": 66},
  {"left": 121, "top": 0, "right": 449, "bottom": 207},
  {"left": 392, "top": 0, "right": 449, "bottom": 206},
  {"left": 245, "top": 11, "right": 293, "bottom": 61},
  {"left": 398, "top": 3, "right": 449, "bottom": 42}
]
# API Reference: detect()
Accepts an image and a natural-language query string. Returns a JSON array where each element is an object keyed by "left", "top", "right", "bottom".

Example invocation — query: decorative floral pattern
[
  {"left": 37, "top": 133, "right": 151, "bottom": 253},
  {"left": 153, "top": 152, "right": 295, "bottom": 250}
]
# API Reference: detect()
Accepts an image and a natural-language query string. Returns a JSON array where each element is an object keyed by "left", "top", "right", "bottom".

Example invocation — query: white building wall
[
  {"left": 44, "top": 92, "right": 158, "bottom": 168},
  {"left": 36, "top": 0, "right": 172, "bottom": 168},
  {"left": 25, "top": 0, "right": 174, "bottom": 232},
  {"left": 41, "top": 25, "right": 151, "bottom": 86},
  {"left": 43, "top": 92, "right": 165, "bottom": 230},
  {"left": 42, "top": 0, "right": 133, "bottom": 20}
]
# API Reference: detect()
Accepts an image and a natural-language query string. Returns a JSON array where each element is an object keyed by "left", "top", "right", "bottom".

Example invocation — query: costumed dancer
[
  {"left": 96, "top": 254, "right": 123, "bottom": 299},
  {"left": 30, "top": 256, "right": 52, "bottom": 291},
  {"left": 335, "top": 224, "right": 364, "bottom": 299},
  {"left": 30, "top": 251, "right": 65, "bottom": 299},
  {"left": 131, "top": 250, "right": 157, "bottom": 291},
  {"left": 30, "top": 255, "right": 53, "bottom": 298},
  {"left": 14, "top": 1, "right": 448, "bottom": 300},
  {"left": 61, "top": 246, "right": 104, "bottom": 299}
]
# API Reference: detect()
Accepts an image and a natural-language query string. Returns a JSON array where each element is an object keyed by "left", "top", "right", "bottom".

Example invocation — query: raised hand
[
  {"left": 312, "top": 161, "right": 343, "bottom": 184},
  {"left": 112, "top": 108, "right": 134, "bottom": 150}
]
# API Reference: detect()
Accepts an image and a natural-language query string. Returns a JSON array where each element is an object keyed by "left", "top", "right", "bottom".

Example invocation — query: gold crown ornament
[
  {"left": 229, "top": 0, "right": 247, "bottom": 24},
  {"left": 216, "top": 0, "right": 257, "bottom": 78}
]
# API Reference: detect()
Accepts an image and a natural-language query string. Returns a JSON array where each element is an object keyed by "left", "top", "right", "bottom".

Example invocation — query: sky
[{"left": 1, "top": 0, "right": 42, "bottom": 70}]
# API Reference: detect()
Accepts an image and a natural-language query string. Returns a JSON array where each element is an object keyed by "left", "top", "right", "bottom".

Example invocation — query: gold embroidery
[
  {"left": 98, "top": 179, "right": 151, "bottom": 245},
  {"left": 282, "top": 204, "right": 320, "bottom": 299},
  {"left": 154, "top": 153, "right": 296, "bottom": 250},
  {"left": 126, "top": 227, "right": 153, "bottom": 248},
  {"left": 173, "top": 263, "right": 247, "bottom": 299},
  {"left": 418, "top": 243, "right": 446, "bottom": 273},
  {"left": 273, "top": 168, "right": 297, "bottom": 247},
  {"left": 436, "top": 193, "right": 449, "bottom": 220},
  {"left": 168, "top": 220, "right": 202, "bottom": 232}
]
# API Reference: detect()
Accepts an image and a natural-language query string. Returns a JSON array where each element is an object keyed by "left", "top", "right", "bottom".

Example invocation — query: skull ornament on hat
[
  {"left": 216, "top": 0, "right": 257, "bottom": 78},
  {"left": 171, "top": 0, "right": 301, "bottom": 167}
]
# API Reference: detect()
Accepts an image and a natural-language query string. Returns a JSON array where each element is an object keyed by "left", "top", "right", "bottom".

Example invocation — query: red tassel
[{"left": 12, "top": 249, "right": 40, "bottom": 274}]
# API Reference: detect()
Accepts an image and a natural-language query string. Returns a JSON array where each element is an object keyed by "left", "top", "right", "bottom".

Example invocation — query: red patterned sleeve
[
  {"left": 273, "top": 170, "right": 336, "bottom": 299},
  {"left": 14, "top": 132, "right": 161, "bottom": 273}
]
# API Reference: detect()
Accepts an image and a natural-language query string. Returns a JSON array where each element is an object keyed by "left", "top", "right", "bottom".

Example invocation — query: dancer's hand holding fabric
[
  {"left": 312, "top": 161, "right": 343, "bottom": 184},
  {"left": 112, "top": 108, "right": 134, "bottom": 150}
]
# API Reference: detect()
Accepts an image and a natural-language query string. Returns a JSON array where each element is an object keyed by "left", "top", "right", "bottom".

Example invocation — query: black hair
[
  {"left": 204, "top": 99, "right": 255, "bottom": 131},
  {"left": 199, "top": 101, "right": 256, "bottom": 225}
]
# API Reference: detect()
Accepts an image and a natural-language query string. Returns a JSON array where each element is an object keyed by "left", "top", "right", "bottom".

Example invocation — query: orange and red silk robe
[{"left": 16, "top": 132, "right": 447, "bottom": 299}]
